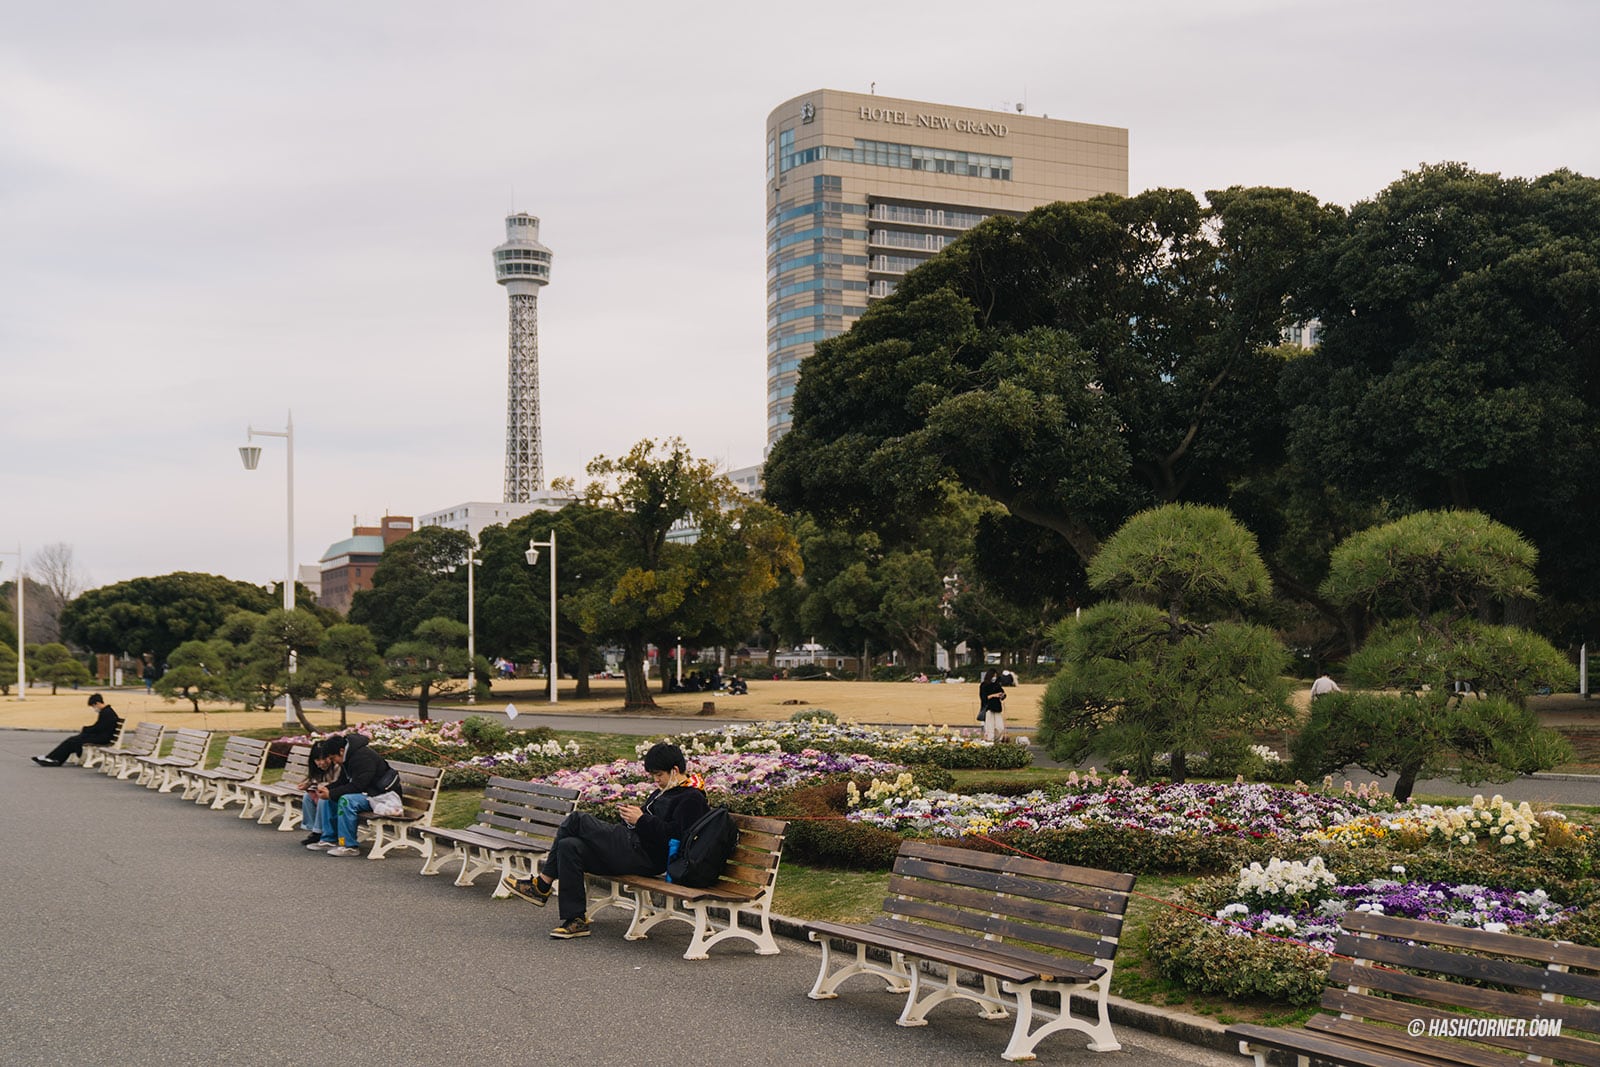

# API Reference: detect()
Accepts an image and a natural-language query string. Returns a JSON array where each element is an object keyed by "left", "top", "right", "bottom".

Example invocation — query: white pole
[
  {"left": 467, "top": 545, "right": 477, "bottom": 704},
  {"left": 548, "top": 530, "right": 558, "bottom": 705},
  {"left": 11, "top": 545, "right": 23, "bottom": 701},
  {"left": 1581, "top": 643, "right": 1589, "bottom": 699},
  {"left": 283, "top": 412, "right": 296, "bottom": 726},
  {"left": 676, "top": 638, "right": 682, "bottom": 686}
]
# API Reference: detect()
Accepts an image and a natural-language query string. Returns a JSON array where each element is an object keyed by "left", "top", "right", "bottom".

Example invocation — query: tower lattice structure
[{"left": 493, "top": 213, "right": 553, "bottom": 502}]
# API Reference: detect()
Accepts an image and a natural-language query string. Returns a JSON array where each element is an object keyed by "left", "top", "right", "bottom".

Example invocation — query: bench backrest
[
  {"left": 385, "top": 760, "right": 444, "bottom": 823},
  {"left": 165, "top": 728, "right": 213, "bottom": 764},
  {"left": 279, "top": 744, "right": 312, "bottom": 785},
  {"left": 718, "top": 813, "right": 789, "bottom": 894},
  {"left": 213, "top": 736, "right": 271, "bottom": 778},
  {"left": 123, "top": 722, "right": 166, "bottom": 756},
  {"left": 475, "top": 778, "right": 579, "bottom": 847},
  {"left": 883, "top": 840, "right": 1135, "bottom": 967},
  {"left": 1323, "top": 911, "right": 1600, "bottom": 1066}
]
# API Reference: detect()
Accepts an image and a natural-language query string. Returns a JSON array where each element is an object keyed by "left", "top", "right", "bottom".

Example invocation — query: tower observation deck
[{"left": 493, "top": 213, "right": 553, "bottom": 502}]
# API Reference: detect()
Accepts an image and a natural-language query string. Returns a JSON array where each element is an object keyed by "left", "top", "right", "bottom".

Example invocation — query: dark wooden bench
[
  {"left": 416, "top": 778, "right": 579, "bottom": 893},
  {"left": 180, "top": 735, "right": 272, "bottom": 810},
  {"left": 599, "top": 813, "right": 789, "bottom": 960},
  {"left": 1229, "top": 911, "right": 1600, "bottom": 1067},
  {"left": 238, "top": 744, "right": 314, "bottom": 830},
  {"left": 358, "top": 760, "right": 444, "bottom": 860},
  {"left": 134, "top": 728, "right": 213, "bottom": 792},
  {"left": 105, "top": 722, "right": 165, "bottom": 779},
  {"left": 78, "top": 717, "right": 127, "bottom": 769},
  {"left": 804, "top": 839, "right": 1135, "bottom": 1061}
]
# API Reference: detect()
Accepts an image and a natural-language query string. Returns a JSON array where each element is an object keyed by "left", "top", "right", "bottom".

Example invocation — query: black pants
[
  {"left": 544, "top": 812, "right": 657, "bottom": 921},
  {"left": 45, "top": 732, "right": 101, "bottom": 764}
]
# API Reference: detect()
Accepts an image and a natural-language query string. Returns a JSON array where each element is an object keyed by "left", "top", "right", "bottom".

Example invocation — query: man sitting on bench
[
  {"left": 32, "top": 694, "right": 121, "bottom": 767},
  {"left": 306, "top": 733, "right": 401, "bottom": 857},
  {"left": 507, "top": 742, "right": 708, "bottom": 940}
]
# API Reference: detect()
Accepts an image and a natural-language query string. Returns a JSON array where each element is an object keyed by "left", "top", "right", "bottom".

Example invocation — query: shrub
[
  {"left": 789, "top": 708, "right": 838, "bottom": 723},
  {"left": 778, "top": 780, "right": 903, "bottom": 868},
  {"left": 458, "top": 715, "right": 511, "bottom": 751}
]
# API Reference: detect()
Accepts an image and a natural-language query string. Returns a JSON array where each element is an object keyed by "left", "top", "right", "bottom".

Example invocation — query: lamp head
[
  {"left": 239, "top": 445, "right": 262, "bottom": 470},
  {"left": 525, "top": 541, "right": 540, "bottom": 566}
]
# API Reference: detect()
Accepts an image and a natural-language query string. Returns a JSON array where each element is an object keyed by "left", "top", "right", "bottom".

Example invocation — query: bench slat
[
  {"left": 898, "top": 839, "right": 1135, "bottom": 893},
  {"left": 1328, "top": 959, "right": 1600, "bottom": 1035},
  {"left": 888, "top": 868, "right": 1126, "bottom": 938},
  {"left": 1344, "top": 910, "right": 1600, "bottom": 971},
  {"left": 1229, "top": 1022, "right": 1448, "bottom": 1067},
  {"left": 867, "top": 916, "right": 1107, "bottom": 981},
  {"left": 807, "top": 918, "right": 1053, "bottom": 984},
  {"left": 1335, "top": 933, "right": 1600, "bottom": 1001},
  {"left": 886, "top": 893, "right": 1119, "bottom": 961},
  {"left": 895, "top": 855, "right": 1131, "bottom": 919},
  {"left": 1320, "top": 990, "right": 1600, "bottom": 1067}
]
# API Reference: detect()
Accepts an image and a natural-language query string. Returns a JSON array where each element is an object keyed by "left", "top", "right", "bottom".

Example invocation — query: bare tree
[{"left": 27, "top": 543, "right": 86, "bottom": 646}]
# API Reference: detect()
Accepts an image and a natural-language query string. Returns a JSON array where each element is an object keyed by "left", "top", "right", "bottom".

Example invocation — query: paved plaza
[{"left": 1, "top": 728, "right": 1241, "bottom": 1067}]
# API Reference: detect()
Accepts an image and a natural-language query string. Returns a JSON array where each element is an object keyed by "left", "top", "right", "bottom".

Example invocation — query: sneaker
[
  {"left": 305, "top": 841, "right": 337, "bottom": 851},
  {"left": 549, "top": 917, "right": 591, "bottom": 939},
  {"left": 300, "top": 832, "right": 322, "bottom": 846},
  {"left": 326, "top": 846, "right": 362, "bottom": 857},
  {"left": 505, "top": 877, "right": 552, "bottom": 906},
  {"left": 31, "top": 756, "right": 60, "bottom": 767}
]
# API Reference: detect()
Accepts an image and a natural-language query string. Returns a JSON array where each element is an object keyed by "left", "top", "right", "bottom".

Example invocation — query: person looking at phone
[
  {"left": 507, "top": 742, "right": 708, "bottom": 939},
  {"left": 302, "top": 732, "right": 401, "bottom": 857}
]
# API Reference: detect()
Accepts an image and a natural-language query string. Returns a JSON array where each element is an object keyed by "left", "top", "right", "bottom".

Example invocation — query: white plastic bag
[{"left": 367, "top": 790, "right": 404, "bottom": 817}]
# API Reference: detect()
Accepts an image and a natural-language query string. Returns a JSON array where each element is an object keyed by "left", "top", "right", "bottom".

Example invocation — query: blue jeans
[
  {"left": 302, "top": 794, "right": 331, "bottom": 838},
  {"left": 332, "top": 793, "right": 372, "bottom": 847}
]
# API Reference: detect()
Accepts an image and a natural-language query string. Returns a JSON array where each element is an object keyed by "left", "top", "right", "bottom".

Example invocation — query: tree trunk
[
  {"left": 1392, "top": 763, "right": 1420, "bottom": 803},
  {"left": 288, "top": 692, "right": 315, "bottom": 734},
  {"left": 1169, "top": 748, "right": 1188, "bottom": 784},
  {"left": 622, "top": 637, "right": 658, "bottom": 710},
  {"left": 574, "top": 644, "right": 592, "bottom": 698},
  {"left": 417, "top": 681, "right": 432, "bottom": 722}
]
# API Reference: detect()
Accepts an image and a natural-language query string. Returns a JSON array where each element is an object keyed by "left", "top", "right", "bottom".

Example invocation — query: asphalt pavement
[{"left": 1, "top": 728, "right": 1240, "bottom": 1067}]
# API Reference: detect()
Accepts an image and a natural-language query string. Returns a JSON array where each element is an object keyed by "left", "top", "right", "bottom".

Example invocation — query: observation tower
[{"left": 493, "top": 213, "right": 553, "bottom": 501}]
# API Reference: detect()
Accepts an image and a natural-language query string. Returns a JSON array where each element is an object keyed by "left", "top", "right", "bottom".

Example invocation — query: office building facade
[{"left": 765, "top": 89, "right": 1128, "bottom": 446}]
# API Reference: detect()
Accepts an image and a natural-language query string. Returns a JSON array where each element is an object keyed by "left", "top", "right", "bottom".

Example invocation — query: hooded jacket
[{"left": 326, "top": 733, "right": 401, "bottom": 801}]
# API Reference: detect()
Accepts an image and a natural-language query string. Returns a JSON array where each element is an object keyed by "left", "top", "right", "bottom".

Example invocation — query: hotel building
[{"left": 765, "top": 89, "right": 1128, "bottom": 447}]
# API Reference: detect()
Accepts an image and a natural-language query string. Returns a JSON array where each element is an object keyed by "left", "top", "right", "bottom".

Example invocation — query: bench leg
[
  {"left": 998, "top": 977, "right": 1120, "bottom": 1060},
  {"left": 584, "top": 877, "right": 636, "bottom": 923},
  {"left": 899, "top": 966, "right": 1008, "bottom": 1029},
  {"left": 807, "top": 935, "right": 912, "bottom": 999},
  {"left": 157, "top": 766, "right": 187, "bottom": 793},
  {"left": 211, "top": 782, "right": 244, "bottom": 810},
  {"left": 454, "top": 847, "right": 504, "bottom": 887},
  {"left": 418, "top": 837, "right": 459, "bottom": 877}
]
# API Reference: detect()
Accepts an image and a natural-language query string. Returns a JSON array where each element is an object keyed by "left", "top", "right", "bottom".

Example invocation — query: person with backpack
[{"left": 507, "top": 742, "right": 708, "bottom": 940}]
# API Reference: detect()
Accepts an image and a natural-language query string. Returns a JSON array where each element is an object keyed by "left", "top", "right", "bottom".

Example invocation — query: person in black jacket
[
  {"left": 32, "top": 694, "right": 121, "bottom": 766},
  {"left": 507, "top": 742, "right": 708, "bottom": 939},
  {"left": 304, "top": 733, "right": 401, "bottom": 857}
]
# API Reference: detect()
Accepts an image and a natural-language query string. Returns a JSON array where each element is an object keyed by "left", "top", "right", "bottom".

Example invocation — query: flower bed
[
  {"left": 1150, "top": 855, "right": 1578, "bottom": 1004},
  {"left": 1311, "top": 794, "right": 1587, "bottom": 854},
  {"left": 274, "top": 717, "right": 474, "bottom": 762},
  {"left": 846, "top": 780, "right": 1395, "bottom": 840},
  {"left": 649, "top": 721, "right": 1031, "bottom": 769},
  {"left": 536, "top": 749, "right": 908, "bottom": 806},
  {"left": 441, "top": 738, "right": 587, "bottom": 788}
]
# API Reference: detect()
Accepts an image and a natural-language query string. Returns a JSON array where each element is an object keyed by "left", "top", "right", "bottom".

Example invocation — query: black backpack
[{"left": 667, "top": 807, "right": 739, "bottom": 887}]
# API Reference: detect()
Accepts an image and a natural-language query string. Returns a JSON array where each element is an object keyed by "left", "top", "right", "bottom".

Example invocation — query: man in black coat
[
  {"left": 33, "top": 694, "right": 121, "bottom": 766},
  {"left": 304, "top": 732, "right": 401, "bottom": 857}
]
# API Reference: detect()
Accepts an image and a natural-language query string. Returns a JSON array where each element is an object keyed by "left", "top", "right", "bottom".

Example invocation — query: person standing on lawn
[{"left": 507, "top": 742, "right": 708, "bottom": 939}]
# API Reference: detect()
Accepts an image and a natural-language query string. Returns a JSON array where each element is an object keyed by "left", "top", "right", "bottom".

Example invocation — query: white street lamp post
[
  {"left": 0, "top": 545, "right": 23, "bottom": 701},
  {"left": 240, "top": 412, "right": 299, "bottom": 727},
  {"left": 466, "top": 546, "right": 481, "bottom": 704},
  {"left": 524, "top": 532, "right": 558, "bottom": 704}
]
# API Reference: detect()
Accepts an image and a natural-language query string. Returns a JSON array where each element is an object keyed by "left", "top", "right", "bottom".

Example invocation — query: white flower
[{"left": 1481, "top": 922, "right": 1509, "bottom": 934}]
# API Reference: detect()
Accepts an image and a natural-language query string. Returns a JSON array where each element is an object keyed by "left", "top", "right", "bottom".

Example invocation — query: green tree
[
  {"left": 1284, "top": 164, "right": 1600, "bottom": 638},
  {"left": 1294, "top": 510, "right": 1575, "bottom": 800},
  {"left": 1039, "top": 504, "right": 1293, "bottom": 782},
  {"left": 153, "top": 639, "right": 234, "bottom": 712},
  {"left": 766, "top": 187, "right": 1337, "bottom": 567},
  {"left": 348, "top": 525, "right": 473, "bottom": 651},
  {"left": 30, "top": 642, "right": 92, "bottom": 694},
  {"left": 477, "top": 504, "right": 626, "bottom": 699},
  {"left": 0, "top": 643, "right": 15, "bottom": 695},
  {"left": 383, "top": 616, "right": 470, "bottom": 720},
  {"left": 568, "top": 439, "right": 800, "bottom": 708},
  {"left": 59, "top": 572, "right": 283, "bottom": 667},
  {"left": 234, "top": 609, "right": 328, "bottom": 731},
  {"left": 318, "top": 623, "right": 385, "bottom": 729}
]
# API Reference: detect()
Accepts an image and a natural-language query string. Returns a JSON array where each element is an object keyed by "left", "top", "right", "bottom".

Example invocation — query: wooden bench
[
  {"left": 238, "top": 744, "right": 315, "bottom": 830},
  {"left": 104, "top": 723, "right": 166, "bottom": 779},
  {"left": 78, "top": 717, "right": 127, "bottom": 769},
  {"left": 595, "top": 813, "right": 789, "bottom": 960},
  {"left": 416, "top": 778, "right": 579, "bottom": 894},
  {"left": 358, "top": 760, "right": 444, "bottom": 860},
  {"left": 1228, "top": 911, "right": 1600, "bottom": 1067},
  {"left": 134, "top": 728, "right": 213, "bottom": 792},
  {"left": 804, "top": 839, "right": 1135, "bottom": 1061},
  {"left": 180, "top": 735, "right": 272, "bottom": 810}
]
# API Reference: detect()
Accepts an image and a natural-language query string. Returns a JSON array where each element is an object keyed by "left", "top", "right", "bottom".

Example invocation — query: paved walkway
[{"left": 0, "top": 729, "right": 1238, "bottom": 1067}]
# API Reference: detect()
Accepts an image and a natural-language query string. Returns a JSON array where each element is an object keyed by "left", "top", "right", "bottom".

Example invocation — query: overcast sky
[{"left": 3, "top": 0, "right": 1597, "bottom": 592}]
